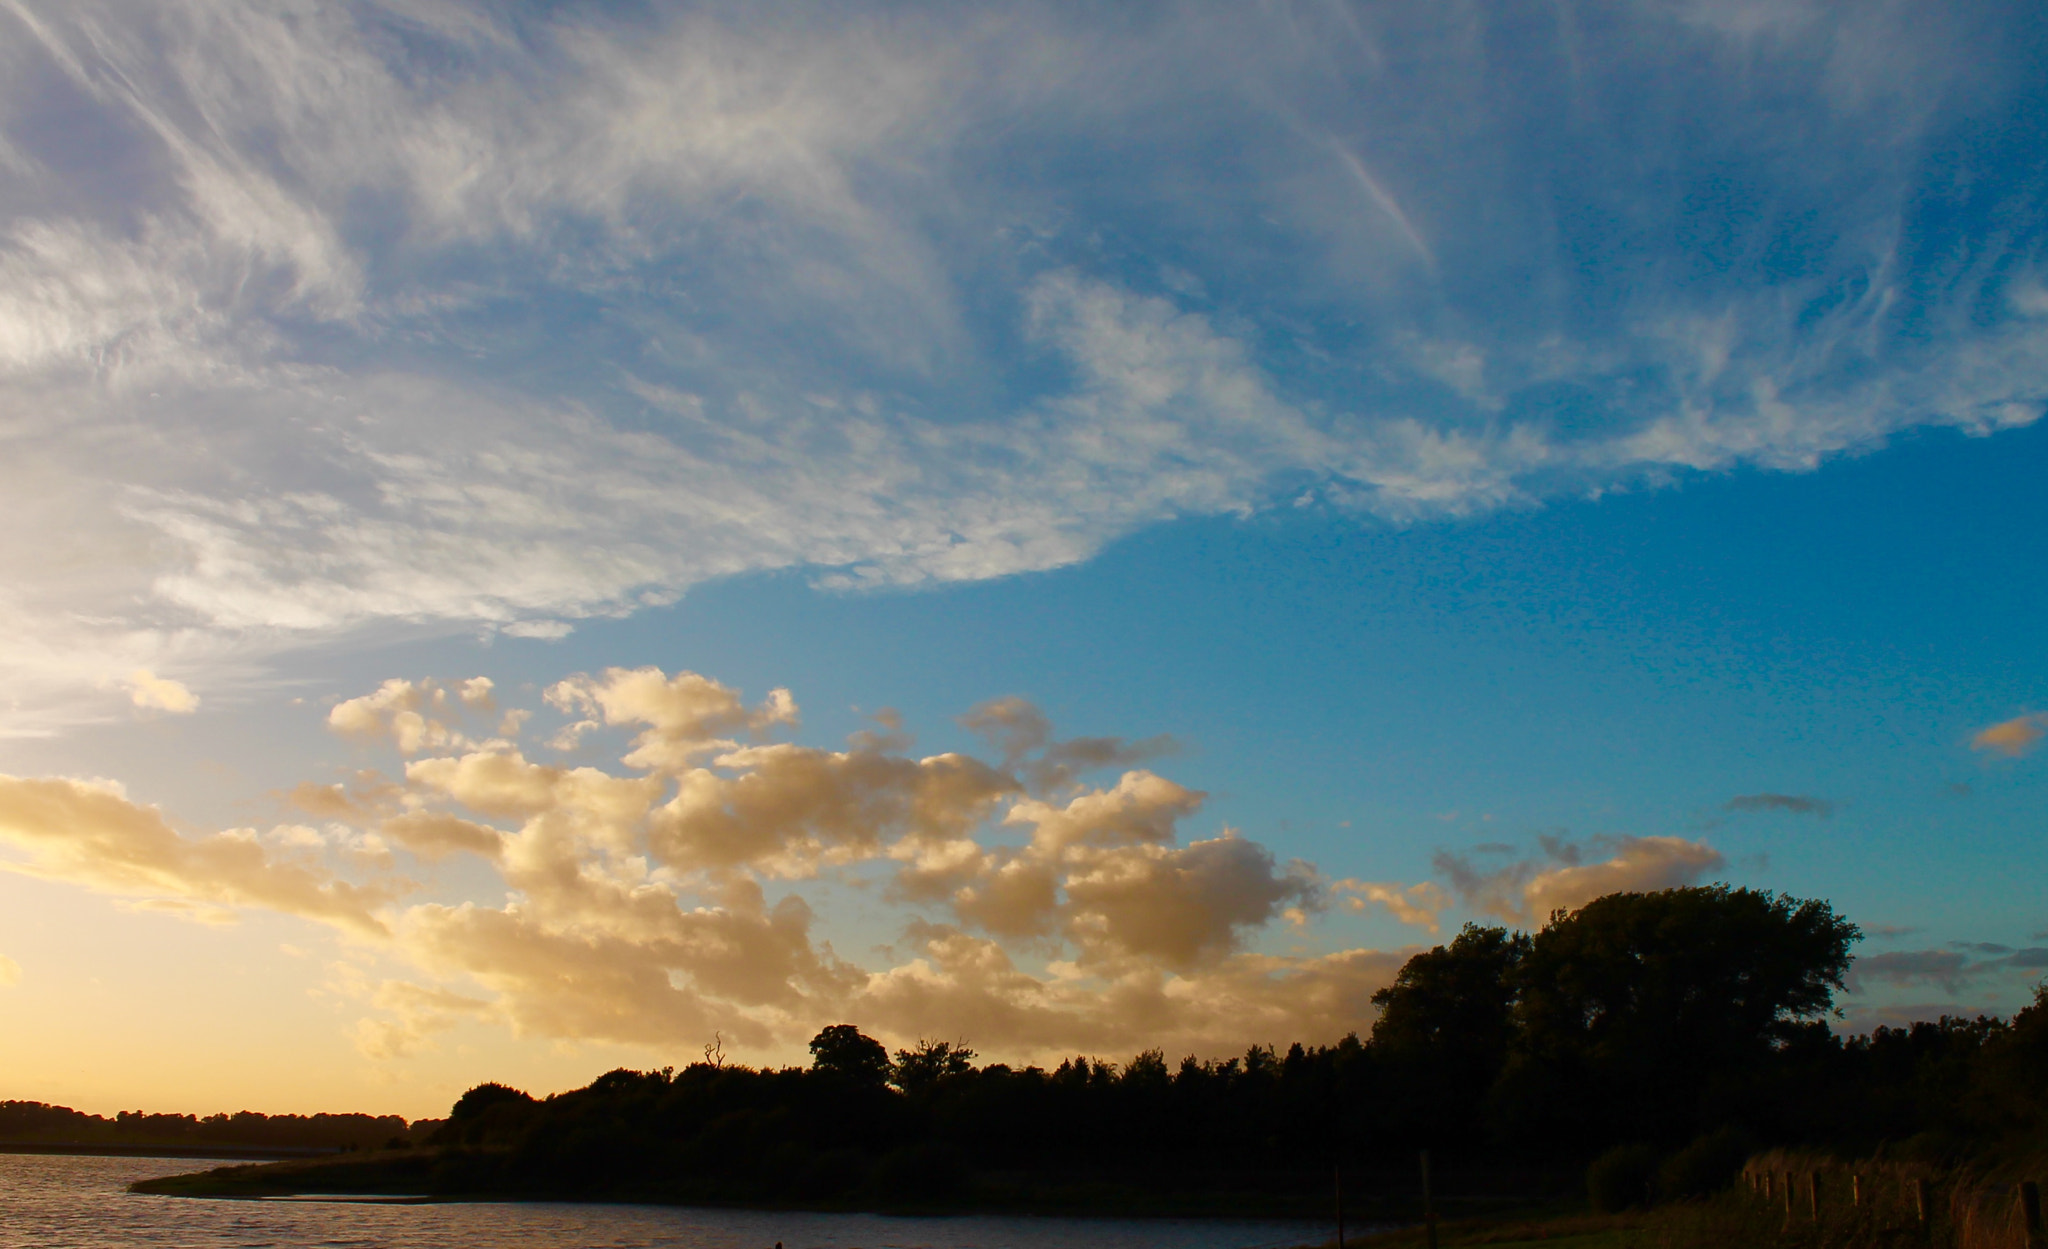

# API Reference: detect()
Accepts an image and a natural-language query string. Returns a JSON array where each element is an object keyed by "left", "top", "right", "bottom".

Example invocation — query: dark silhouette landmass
[
  {"left": 0, "top": 1101, "right": 439, "bottom": 1158},
  {"left": 125, "top": 886, "right": 2048, "bottom": 1235}
]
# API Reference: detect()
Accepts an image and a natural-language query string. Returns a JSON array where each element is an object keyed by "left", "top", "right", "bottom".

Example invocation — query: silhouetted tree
[
  {"left": 1499, "top": 885, "right": 1859, "bottom": 1147},
  {"left": 1371, "top": 922, "right": 1529, "bottom": 1148},
  {"left": 808, "top": 1024, "right": 891, "bottom": 1089},
  {"left": 890, "top": 1038, "right": 976, "bottom": 1092}
]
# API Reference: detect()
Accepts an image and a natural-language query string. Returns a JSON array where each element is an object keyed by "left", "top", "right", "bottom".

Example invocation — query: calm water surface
[{"left": 0, "top": 1153, "right": 1328, "bottom": 1249}]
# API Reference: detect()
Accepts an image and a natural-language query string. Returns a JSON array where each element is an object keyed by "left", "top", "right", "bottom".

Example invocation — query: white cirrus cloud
[{"left": 0, "top": 1, "right": 2043, "bottom": 744}]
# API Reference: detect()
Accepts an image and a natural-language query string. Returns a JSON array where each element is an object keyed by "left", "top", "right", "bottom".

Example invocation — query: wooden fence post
[
  {"left": 1809, "top": 1171, "right": 1822, "bottom": 1221},
  {"left": 1783, "top": 1171, "right": 1795, "bottom": 1219},
  {"left": 1852, "top": 1173, "right": 1864, "bottom": 1209},
  {"left": 2019, "top": 1179, "right": 2042, "bottom": 1248},
  {"left": 1914, "top": 1177, "right": 1931, "bottom": 1228}
]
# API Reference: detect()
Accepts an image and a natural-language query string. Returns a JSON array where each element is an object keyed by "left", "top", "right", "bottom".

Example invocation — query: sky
[{"left": 0, "top": 0, "right": 2044, "bottom": 1120}]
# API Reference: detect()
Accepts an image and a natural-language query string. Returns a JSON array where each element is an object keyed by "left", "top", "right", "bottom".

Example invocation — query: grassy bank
[{"left": 1294, "top": 1143, "right": 2048, "bottom": 1249}]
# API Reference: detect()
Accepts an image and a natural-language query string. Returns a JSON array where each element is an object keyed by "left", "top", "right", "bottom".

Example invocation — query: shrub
[
  {"left": 1657, "top": 1127, "right": 1754, "bottom": 1200},
  {"left": 1588, "top": 1142, "right": 1663, "bottom": 1212}
]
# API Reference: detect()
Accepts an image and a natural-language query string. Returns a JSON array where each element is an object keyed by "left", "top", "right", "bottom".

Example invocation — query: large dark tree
[
  {"left": 1370, "top": 923, "right": 1530, "bottom": 1149},
  {"left": 1498, "top": 885, "right": 1859, "bottom": 1147},
  {"left": 808, "top": 1024, "right": 892, "bottom": 1089}
]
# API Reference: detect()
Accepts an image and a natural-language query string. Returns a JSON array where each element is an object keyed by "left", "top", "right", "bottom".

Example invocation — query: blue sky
[{"left": 0, "top": 0, "right": 2043, "bottom": 1115}]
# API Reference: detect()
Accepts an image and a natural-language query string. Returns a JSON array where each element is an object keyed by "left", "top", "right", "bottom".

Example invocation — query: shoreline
[
  {"left": 128, "top": 1151, "right": 1404, "bottom": 1224},
  {"left": 2, "top": 1141, "right": 341, "bottom": 1161}
]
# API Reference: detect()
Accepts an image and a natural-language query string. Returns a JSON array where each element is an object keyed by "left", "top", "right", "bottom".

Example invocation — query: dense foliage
[{"left": 0, "top": 1101, "right": 416, "bottom": 1151}]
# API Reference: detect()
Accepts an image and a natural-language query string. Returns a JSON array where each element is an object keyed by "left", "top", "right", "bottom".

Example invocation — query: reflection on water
[{"left": 0, "top": 1152, "right": 1327, "bottom": 1249}]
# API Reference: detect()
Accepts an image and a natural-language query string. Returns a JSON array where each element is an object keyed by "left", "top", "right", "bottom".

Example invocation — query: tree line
[
  {"left": 0, "top": 1102, "right": 419, "bottom": 1151},
  {"left": 412, "top": 886, "right": 2047, "bottom": 1207}
]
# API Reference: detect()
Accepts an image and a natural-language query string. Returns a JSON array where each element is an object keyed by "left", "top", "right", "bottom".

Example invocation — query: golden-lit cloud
[
  {"left": 329, "top": 678, "right": 513, "bottom": 755},
  {"left": 124, "top": 668, "right": 198, "bottom": 714},
  {"left": 1058, "top": 833, "right": 1315, "bottom": 971},
  {"left": 651, "top": 743, "right": 1015, "bottom": 876},
  {"left": 856, "top": 923, "right": 1403, "bottom": 1059},
  {"left": 353, "top": 980, "right": 497, "bottom": 1059},
  {"left": 0, "top": 954, "right": 20, "bottom": 986},
  {"left": 0, "top": 668, "right": 1748, "bottom": 1067},
  {"left": 1433, "top": 834, "right": 1725, "bottom": 925},
  {"left": 1520, "top": 837, "right": 1724, "bottom": 920},
  {"left": 286, "top": 782, "right": 363, "bottom": 820},
  {"left": 546, "top": 667, "right": 798, "bottom": 771},
  {"left": 327, "top": 670, "right": 1378, "bottom": 1057},
  {"left": 1332, "top": 879, "right": 1455, "bottom": 933},
  {"left": 378, "top": 812, "right": 506, "bottom": 863},
  {"left": 1003, "top": 770, "right": 1204, "bottom": 853},
  {"left": 0, "top": 775, "right": 396, "bottom": 937},
  {"left": 1972, "top": 714, "right": 2046, "bottom": 758}
]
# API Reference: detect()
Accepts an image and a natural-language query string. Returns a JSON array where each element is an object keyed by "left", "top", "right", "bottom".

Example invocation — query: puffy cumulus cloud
[
  {"left": 654, "top": 745, "right": 1016, "bottom": 877},
  {"left": 907, "top": 771, "right": 1313, "bottom": 973},
  {"left": 1432, "top": 834, "right": 1726, "bottom": 926},
  {"left": 0, "top": 775, "right": 395, "bottom": 937},
  {"left": 0, "top": 666, "right": 1769, "bottom": 1065},
  {"left": 1520, "top": 838, "right": 1727, "bottom": 920},
  {"left": 856, "top": 923, "right": 1405, "bottom": 1060},
  {"left": 1332, "top": 880, "right": 1454, "bottom": 933},
  {"left": 330, "top": 680, "right": 430, "bottom": 748},
  {"left": 378, "top": 812, "right": 505, "bottom": 863},
  {"left": 945, "top": 856, "right": 1062, "bottom": 940},
  {"left": 298, "top": 670, "right": 1415, "bottom": 1056},
  {"left": 123, "top": 668, "right": 198, "bottom": 713},
  {"left": 547, "top": 668, "right": 798, "bottom": 772},
  {"left": 1972, "top": 714, "right": 2046, "bottom": 758},
  {"left": 406, "top": 751, "right": 663, "bottom": 837},
  {"left": 1060, "top": 834, "right": 1317, "bottom": 971},
  {"left": 2, "top": 4, "right": 2046, "bottom": 734},
  {"left": 395, "top": 885, "right": 869, "bottom": 1050},
  {"left": 330, "top": 678, "right": 510, "bottom": 755},
  {"left": 1002, "top": 771, "right": 1204, "bottom": 854}
]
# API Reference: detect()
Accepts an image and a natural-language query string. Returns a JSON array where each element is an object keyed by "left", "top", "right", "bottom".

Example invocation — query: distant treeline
[
  {"left": 407, "top": 886, "right": 2047, "bottom": 1207},
  {"left": 0, "top": 1101, "right": 434, "bottom": 1152}
]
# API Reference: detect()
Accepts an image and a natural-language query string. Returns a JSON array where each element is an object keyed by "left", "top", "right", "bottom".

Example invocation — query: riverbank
[{"left": 132, "top": 1147, "right": 1565, "bottom": 1225}]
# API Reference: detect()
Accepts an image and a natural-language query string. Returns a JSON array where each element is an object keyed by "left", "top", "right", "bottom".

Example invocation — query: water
[{"left": 0, "top": 1153, "right": 1329, "bottom": 1249}]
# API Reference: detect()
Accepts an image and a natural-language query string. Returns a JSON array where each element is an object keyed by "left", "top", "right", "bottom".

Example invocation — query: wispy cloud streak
[{"left": 0, "top": 1, "right": 2044, "bottom": 730}]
